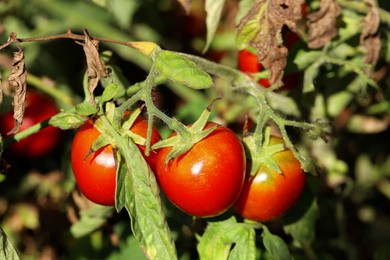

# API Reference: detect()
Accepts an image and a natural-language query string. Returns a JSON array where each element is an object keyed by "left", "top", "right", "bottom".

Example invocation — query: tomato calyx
[
  {"left": 152, "top": 101, "right": 217, "bottom": 165},
  {"left": 244, "top": 126, "right": 286, "bottom": 177}
]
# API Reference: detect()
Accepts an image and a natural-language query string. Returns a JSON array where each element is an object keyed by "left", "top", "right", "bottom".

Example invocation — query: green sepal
[
  {"left": 154, "top": 50, "right": 213, "bottom": 89},
  {"left": 75, "top": 101, "right": 99, "bottom": 116},
  {"left": 101, "top": 82, "right": 119, "bottom": 103},
  {"left": 49, "top": 112, "right": 86, "bottom": 130},
  {"left": 151, "top": 102, "right": 216, "bottom": 164},
  {"left": 243, "top": 126, "right": 285, "bottom": 176},
  {"left": 121, "top": 108, "right": 147, "bottom": 146}
]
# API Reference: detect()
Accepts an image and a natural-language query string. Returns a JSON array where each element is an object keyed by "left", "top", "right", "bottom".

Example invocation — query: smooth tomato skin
[
  {"left": 71, "top": 121, "right": 117, "bottom": 206},
  {"left": 234, "top": 137, "right": 306, "bottom": 222},
  {"left": 71, "top": 119, "right": 161, "bottom": 206},
  {"left": 155, "top": 122, "right": 246, "bottom": 218},
  {"left": 238, "top": 49, "right": 262, "bottom": 74},
  {"left": 0, "top": 90, "right": 62, "bottom": 158}
]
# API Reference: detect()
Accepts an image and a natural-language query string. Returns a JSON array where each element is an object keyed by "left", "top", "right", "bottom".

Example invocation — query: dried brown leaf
[
  {"left": 360, "top": 0, "right": 381, "bottom": 74},
  {"left": 7, "top": 49, "right": 27, "bottom": 135},
  {"left": 79, "top": 30, "right": 109, "bottom": 104},
  {"left": 238, "top": 0, "right": 304, "bottom": 85},
  {"left": 176, "top": 0, "right": 191, "bottom": 15},
  {"left": 307, "top": 0, "right": 340, "bottom": 49}
]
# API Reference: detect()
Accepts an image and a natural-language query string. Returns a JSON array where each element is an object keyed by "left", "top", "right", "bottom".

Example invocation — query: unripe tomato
[
  {"left": 234, "top": 136, "right": 306, "bottom": 222},
  {"left": 155, "top": 122, "right": 246, "bottom": 218},
  {"left": 0, "top": 90, "right": 62, "bottom": 158},
  {"left": 71, "top": 118, "right": 161, "bottom": 206}
]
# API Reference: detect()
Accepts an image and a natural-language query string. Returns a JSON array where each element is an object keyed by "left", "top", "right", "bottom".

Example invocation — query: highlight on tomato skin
[
  {"left": 155, "top": 122, "right": 246, "bottom": 218},
  {"left": 233, "top": 136, "right": 306, "bottom": 222},
  {"left": 0, "top": 90, "right": 63, "bottom": 158},
  {"left": 71, "top": 121, "right": 117, "bottom": 206}
]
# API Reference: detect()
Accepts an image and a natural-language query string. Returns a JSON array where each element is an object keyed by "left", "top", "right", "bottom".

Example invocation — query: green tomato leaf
[
  {"left": 283, "top": 189, "right": 319, "bottom": 247},
  {"left": 70, "top": 206, "right": 114, "bottom": 238},
  {"left": 116, "top": 137, "right": 177, "bottom": 260},
  {"left": 0, "top": 228, "right": 19, "bottom": 260},
  {"left": 49, "top": 112, "right": 86, "bottom": 130},
  {"left": 197, "top": 217, "right": 256, "bottom": 260},
  {"left": 101, "top": 82, "right": 119, "bottom": 103},
  {"left": 236, "top": 19, "right": 260, "bottom": 50},
  {"left": 203, "top": 0, "right": 226, "bottom": 53},
  {"left": 100, "top": 65, "right": 128, "bottom": 99},
  {"left": 154, "top": 50, "right": 213, "bottom": 89},
  {"left": 294, "top": 50, "right": 322, "bottom": 70},
  {"left": 262, "top": 226, "right": 291, "bottom": 260},
  {"left": 108, "top": 235, "right": 147, "bottom": 260},
  {"left": 75, "top": 102, "right": 99, "bottom": 116},
  {"left": 303, "top": 59, "right": 323, "bottom": 93}
]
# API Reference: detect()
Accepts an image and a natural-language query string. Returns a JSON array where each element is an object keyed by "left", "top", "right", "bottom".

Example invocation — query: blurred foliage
[{"left": 0, "top": 0, "right": 389, "bottom": 259}]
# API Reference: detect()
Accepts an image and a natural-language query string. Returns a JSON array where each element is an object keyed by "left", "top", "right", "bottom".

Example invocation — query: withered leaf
[
  {"left": 7, "top": 49, "right": 27, "bottom": 135},
  {"left": 237, "top": 0, "right": 304, "bottom": 85},
  {"left": 176, "top": 0, "right": 191, "bottom": 15},
  {"left": 360, "top": 0, "right": 381, "bottom": 75},
  {"left": 307, "top": 0, "right": 340, "bottom": 49},
  {"left": 79, "top": 30, "right": 109, "bottom": 104}
]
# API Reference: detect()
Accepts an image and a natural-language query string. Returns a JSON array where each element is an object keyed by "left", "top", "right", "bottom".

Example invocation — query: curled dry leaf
[
  {"left": 79, "top": 30, "right": 110, "bottom": 104},
  {"left": 238, "top": 0, "right": 304, "bottom": 85},
  {"left": 360, "top": 0, "right": 381, "bottom": 75},
  {"left": 7, "top": 49, "right": 27, "bottom": 135},
  {"left": 307, "top": 0, "right": 340, "bottom": 49}
]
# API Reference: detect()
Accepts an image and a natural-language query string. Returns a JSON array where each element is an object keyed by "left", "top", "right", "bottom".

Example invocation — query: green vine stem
[
  {"left": 336, "top": 0, "right": 390, "bottom": 25},
  {"left": 179, "top": 52, "right": 323, "bottom": 172}
]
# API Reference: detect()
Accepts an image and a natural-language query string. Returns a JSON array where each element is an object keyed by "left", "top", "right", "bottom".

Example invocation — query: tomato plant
[
  {"left": 155, "top": 122, "right": 246, "bottom": 218},
  {"left": 0, "top": 90, "right": 62, "bottom": 158},
  {"left": 71, "top": 117, "right": 161, "bottom": 206},
  {"left": 234, "top": 136, "right": 306, "bottom": 222}
]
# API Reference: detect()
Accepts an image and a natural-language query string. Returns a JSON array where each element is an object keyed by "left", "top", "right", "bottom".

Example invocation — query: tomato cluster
[
  {"left": 0, "top": 90, "right": 62, "bottom": 158},
  {"left": 70, "top": 118, "right": 306, "bottom": 222}
]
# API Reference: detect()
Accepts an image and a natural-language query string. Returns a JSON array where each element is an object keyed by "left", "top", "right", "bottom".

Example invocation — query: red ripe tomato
[
  {"left": 71, "top": 118, "right": 161, "bottom": 206},
  {"left": 234, "top": 136, "right": 306, "bottom": 222},
  {"left": 237, "top": 49, "right": 271, "bottom": 88},
  {"left": 0, "top": 90, "right": 62, "bottom": 158},
  {"left": 155, "top": 122, "right": 246, "bottom": 218},
  {"left": 130, "top": 119, "right": 161, "bottom": 171}
]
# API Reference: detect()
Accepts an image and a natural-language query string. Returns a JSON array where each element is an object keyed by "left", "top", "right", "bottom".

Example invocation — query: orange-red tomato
[
  {"left": 71, "top": 119, "right": 161, "bottom": 206},
  {"left": 155, "top": 122, "right": 246, "bottom": 218},
  {"left": 234, "top": 136, "right": 306, "bottom": 222},
  {"left": 0, "top": 90, "right": 62, "bottom": 158}
]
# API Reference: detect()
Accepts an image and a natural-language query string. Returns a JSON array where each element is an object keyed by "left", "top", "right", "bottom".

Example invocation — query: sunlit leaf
[
  {"left": 197, "top": 217, "right": 256, "bottom": 260},
  {"left": 116, "top": 137, "right": 177, "bottom": 259},
  {"left": 154, "top": 50, "right": 213, "bottom": 89},
  {"left": 0, "top": 228, "right": 19, "bottom": 260}
]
